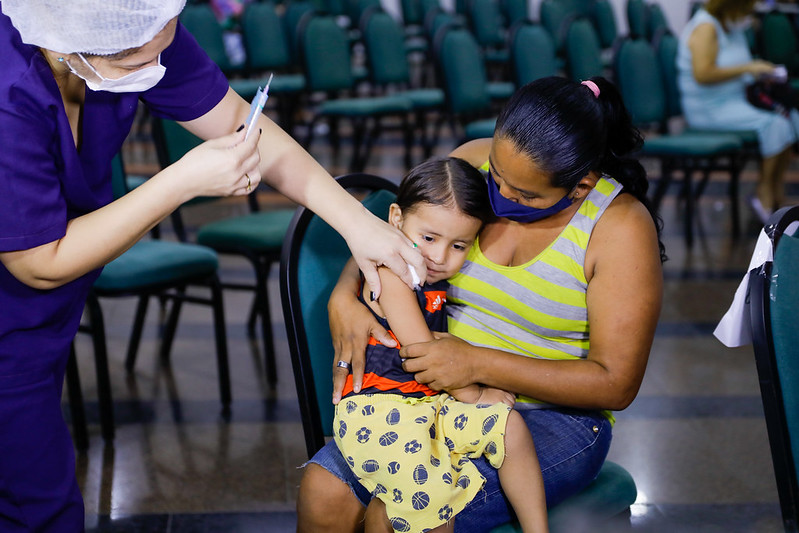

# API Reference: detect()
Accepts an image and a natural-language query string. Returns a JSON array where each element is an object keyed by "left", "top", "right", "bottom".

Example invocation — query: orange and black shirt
[{"left": 341, "top": 279, "right": 449, "bottom": 399}]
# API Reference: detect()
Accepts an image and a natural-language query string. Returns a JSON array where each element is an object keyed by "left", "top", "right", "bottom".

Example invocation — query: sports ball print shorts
[{"left": 334, "top": 392, "right": 511, "bottom": 533}]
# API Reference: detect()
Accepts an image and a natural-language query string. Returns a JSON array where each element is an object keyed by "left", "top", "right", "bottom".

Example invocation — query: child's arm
[{"left": 376, "top": 268, "right": 512, "bottom": 406}]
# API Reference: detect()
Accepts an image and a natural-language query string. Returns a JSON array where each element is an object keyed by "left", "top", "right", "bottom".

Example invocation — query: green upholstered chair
[
  {"left": 499, "top": 0, "right": 528, "bottom": 27},
  {"left": 466, "top": 0, "right": 510, "bottom": 69},
  {"left": 748, "top": 205, "right": 799, "bottom": 532},
  {"left": 539, "top": 0, "right": 570, "bottom": 57},
  {"left": 178, "top": 4, "right": 271, "bottom": 101},
  {"left": 240, "top": 2, "right": 307, "bottom": 133},
  {"left": 74, "top": 154, "right": 231, "bottom": 443},
  {"left": 508, "top": 20, "right": 559, "bottom": 88},
  {"left": 626, "top": 0, "right": 648, "bottom": 39},
  {"left": 360, "top": 7, "right": 446, "bottom": 161},
  {"left": 653, "top": 28, "right": 757, "bottom": 238},
  {"left": 563, "top": 16, "right": 605, "bottom": 81},
  {"left": 280, "top": 173, "right": 638, "bottom": 533},
  {"left": 282, "top": 0, "right": 316, "bottom": 64},
  {"left": 296, "top": 12, "right": 415, "bottom": 172},
  {"left": 151, "top": 118, "right": 295, "bottom": 385},
  {"left": 646, "top": 2, "right": 669, "bottom": 41},
  {"left": 759, "top": 10, "right": 799, "bottom": 91},
  {"left": 591, "top": 0, "right": 618, "bottom": 50},
  {"left": 432, "top": 21, "right": 505, "bottom": 143},
  {"left": 614, "top": 37, "right": 745, "bottom": 247}
]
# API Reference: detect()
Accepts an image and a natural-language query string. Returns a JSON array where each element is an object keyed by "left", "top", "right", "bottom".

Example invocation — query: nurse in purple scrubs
[{"left": 0, "top": 1, "right": 423, "bottom": 531}]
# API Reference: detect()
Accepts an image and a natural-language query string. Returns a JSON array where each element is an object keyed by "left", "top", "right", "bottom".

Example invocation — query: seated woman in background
[
  {"left": 296, "top": 76, "right": 665, "bottom": 532},
  {"left": 678, "top": 0, "right": 799, "bottom": 222}
]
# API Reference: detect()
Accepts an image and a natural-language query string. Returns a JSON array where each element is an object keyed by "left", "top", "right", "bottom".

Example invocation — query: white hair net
[{"left": 2, "top": 0, "right": 187, "bottom": 55}]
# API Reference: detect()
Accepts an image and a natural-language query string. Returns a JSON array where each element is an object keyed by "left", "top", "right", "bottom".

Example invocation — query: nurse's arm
[
  {"left": 0, "top": 127, "right": 261, "bottom": 290},
  {"left": 181, "top": 88, "right": 425, "bottom": 296}
]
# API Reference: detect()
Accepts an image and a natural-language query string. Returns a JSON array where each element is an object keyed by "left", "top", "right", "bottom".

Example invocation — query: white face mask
[
  {"left": 726, "top": 16, "right": 752, "bottom": 32},
  {"left": 64, "top": 53, "right": 165, "bottom": 93}
]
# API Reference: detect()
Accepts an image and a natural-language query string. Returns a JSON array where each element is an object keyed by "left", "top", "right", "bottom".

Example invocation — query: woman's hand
[
  {"left": 170, "top": 126, "right": 263, "bottom": 202},
  {"left": 329, "top": 261, "right": 398, "bottom": 404},
  {"left": 344, "top": 210, "right": 426, "bottom": 297},
  {"left": 400, "top": 333, "right": 476, "bottom": 392},
  {"left": 748, "top": 59, "right": 777, "bottom": 78}
]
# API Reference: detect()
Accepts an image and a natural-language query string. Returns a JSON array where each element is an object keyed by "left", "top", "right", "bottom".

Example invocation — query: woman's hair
[
  {"left": 396, "top": 156, "right": 494, "bottom": 225},
  {"left": 705, "top": 0, "right": 757, "bottom": 19},
  {"left": 493, "top": 76, "right": 666, "bottom": 262}
]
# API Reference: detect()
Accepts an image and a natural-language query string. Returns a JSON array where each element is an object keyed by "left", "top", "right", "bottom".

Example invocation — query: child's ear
[{"left": 388, "top": 203, "right": 403, "bottom": 229}]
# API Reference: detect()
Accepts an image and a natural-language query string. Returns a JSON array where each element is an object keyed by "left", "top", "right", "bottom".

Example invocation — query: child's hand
[{"left": 476, "top": 387, "right": 516, "bottom": 408}]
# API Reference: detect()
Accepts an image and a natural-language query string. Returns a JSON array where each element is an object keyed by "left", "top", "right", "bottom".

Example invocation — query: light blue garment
[{"left": 677, "top": 9, "right": 799, "bottom": 157}]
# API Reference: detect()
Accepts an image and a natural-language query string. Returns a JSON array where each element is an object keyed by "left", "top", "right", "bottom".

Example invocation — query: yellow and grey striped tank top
[{"left": 447, "top": 173, "right": 623, "bottom": 413}]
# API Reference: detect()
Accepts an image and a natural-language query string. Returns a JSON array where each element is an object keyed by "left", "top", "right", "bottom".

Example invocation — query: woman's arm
[
  {"left": 0, "top": 127, "right": 260, "bottom": 289},
  {"left": 183, "top": 89, "right": 425, "bottom": 295},
  {"left": 689, "top": 22, "right": 775, "bottom": 84},
  {"left": 401, "top": 196, "right": 663, "bottom": 411}
]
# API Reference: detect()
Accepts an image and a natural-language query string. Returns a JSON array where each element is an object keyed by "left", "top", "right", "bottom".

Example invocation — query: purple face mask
[{"left": 487, "top": 171, "right": 573, "bottom": 223}]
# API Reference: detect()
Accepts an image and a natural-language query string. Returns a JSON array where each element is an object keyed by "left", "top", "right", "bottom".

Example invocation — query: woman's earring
[{"left": 57, "top": 57, "right": 65, "bottom": 62}]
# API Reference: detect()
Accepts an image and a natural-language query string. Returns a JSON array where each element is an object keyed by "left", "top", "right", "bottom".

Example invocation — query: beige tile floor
[{"left": 66, "top": 108, "right": 797, "bottom": 532}]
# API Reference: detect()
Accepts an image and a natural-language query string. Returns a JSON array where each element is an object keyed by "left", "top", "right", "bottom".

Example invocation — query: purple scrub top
[{"left": 0, "top": 5, "right": 229, "bottom": 382}]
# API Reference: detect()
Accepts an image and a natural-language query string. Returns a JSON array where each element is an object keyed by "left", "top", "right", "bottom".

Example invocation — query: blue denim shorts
[{"left": 307, "top": 406, "right": 612, "bottom": 532}]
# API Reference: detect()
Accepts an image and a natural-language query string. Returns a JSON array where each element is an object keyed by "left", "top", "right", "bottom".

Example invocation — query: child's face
[{"left": 389, "top": 202, "right": 482, "bottom": 284}]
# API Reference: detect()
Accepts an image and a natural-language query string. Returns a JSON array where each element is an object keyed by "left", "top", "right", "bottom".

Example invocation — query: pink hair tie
[{"left": 581, "top": 80, "right": 600, "bottom": 98}]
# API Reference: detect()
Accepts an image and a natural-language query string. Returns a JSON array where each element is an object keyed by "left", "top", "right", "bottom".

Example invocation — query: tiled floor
[{"left": 64, "top": 106, "right": 796, "bottom": 532}]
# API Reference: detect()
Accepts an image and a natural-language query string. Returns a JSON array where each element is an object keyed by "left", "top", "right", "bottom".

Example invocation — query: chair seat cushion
[
  {"left": 267, "top": 74, "right": 306, "bottom": 94},
  {"left": 684, "top": 127, "right": 759, "bottom": 146},
  {"left": 487, "top": 81, "right": 515, "bottom": 100},
  {"left": 94, "top": 240, "right": 218, "bottom": 293},
  {"left": 403, "top": 88, "right": 445, "bottom": 109},
  {"left": 642, "top": 132, "right": 742, "bottom": 157},
  {"left": 196, "top": 209, "right": 295, "bottom": 253},
  {"left": 490, "top": 461, "right": 637, "bottom": 532},
  {"left": 320, "top": 95, "right": 414, "bottom": 116},
  {"left": 464, "top": 117, "right": 497, "bottom": 141}
]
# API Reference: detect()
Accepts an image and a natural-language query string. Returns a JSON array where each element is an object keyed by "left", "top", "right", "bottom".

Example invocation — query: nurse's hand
[{"left": 170, "top": 126, "right": 263, "bottom": 202}]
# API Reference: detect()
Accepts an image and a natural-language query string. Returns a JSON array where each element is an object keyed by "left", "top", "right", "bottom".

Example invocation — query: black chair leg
[
  {"left": 684, "top": 169, "right": 695, "bottom": 248},
  {"left": 246, "top": 295, "right": 259, "bottom": 338},
  {"left": 85, "top": 294, "right": 115, "bottom": 442},
  {"left": 66, "top": 344, "right": 89, "bottom": 451},
  {"left": 209, "top": 277, "right": 232, "bottom": 408},
  {"left": 651, "top": 160, "right": 673, "bottom": 213},
  {"left": 402, "top": 115, "right": 413, "bottom": 168},
  {"left": 255, "top": 261, "right": 277, "bottom": 385},
  {"left": 729, "top": 160, "right": 742, "bottom": 240},
  {"left": 350, "top": 117, "right": 368, "bottom": 172},
  {"left": 159, "top": 289, "right": 185, "bottom": 364},
  {"left": 125, "top": 295, "right": 150, "bottom": 372}
]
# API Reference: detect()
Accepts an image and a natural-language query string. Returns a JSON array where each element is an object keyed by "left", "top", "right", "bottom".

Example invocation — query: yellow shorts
[{"left": 334, "top": 393, "right": 511, "bottom": 533}]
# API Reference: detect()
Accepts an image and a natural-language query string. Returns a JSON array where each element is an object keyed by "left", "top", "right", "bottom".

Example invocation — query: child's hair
[{"left": 396, "top": 157, "right": 493, "bottom": 224}]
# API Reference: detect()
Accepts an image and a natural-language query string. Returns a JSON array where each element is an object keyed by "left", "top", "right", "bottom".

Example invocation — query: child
[{"left": 333, "top": 157, "right": 549, "bottom": 533}]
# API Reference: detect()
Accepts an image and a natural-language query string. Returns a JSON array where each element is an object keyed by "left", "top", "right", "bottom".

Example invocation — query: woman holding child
[{"left": 298, "top": 76, "right": 665, "bottom": 532}]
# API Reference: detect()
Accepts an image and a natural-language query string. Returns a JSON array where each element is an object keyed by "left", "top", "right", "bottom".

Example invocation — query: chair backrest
[
  {"left": 760, "top": 11, "right": 799, "bottom": 75},
  {"left": 283, "top": 0, "right": 316, "bottom": 63},
  {"left": 241, "top": 2, "right": 292, "bottom": 72},
  {"left": 179, "top": 4, "right": 235, "bottom": 72},
  {"left": 626, "top": 0, "right": 647, "bottom": 39},
  {"left": 468, "top": 0, "right": 506, "bottom": 49},
  {"left": 646, "top": 2, "right": 669, "bottom": 41},
  {"left": 360, "top": 8, "right": 412, "bottom": 86},
  {"left": 297, "top": 12, "right": 355, "bottom": 92},
  {"left": 424, "top": 7, "right": 457, "bottom": 44},
  {"left": 591, "top": 0, "right": 617, "bottom": 49},
  {"left": 539, "top": 0, "right": 570, "bottom": 54},
  {"left": 433, "top": 22, "right": 492, "bottom": 116},
  {"left": 400, "top": 0, "right": 424, "bottom": 26},
  {"left": 508, "top": 20, "right": 558, "bottom": 87},
  {"left": 613, "top": 37, "right": 667, "bottom": 127},
  {"left": 280, "top": 173, "right": 399, "bottom": 458},
  {"left": 151, "top": 118, "right": 203, "bottom": 169},
  {"left": 653, "top": 28, "right": 682, "bottom": 118},
  {"left": 564, "top": 16, "right": 604, "bottom": 81},
  {"left": 749, "top": 205, "right": 799, "bottom": 530},
  {"left": 499, "top": 0, "right": 527, "bottom": 27}
]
